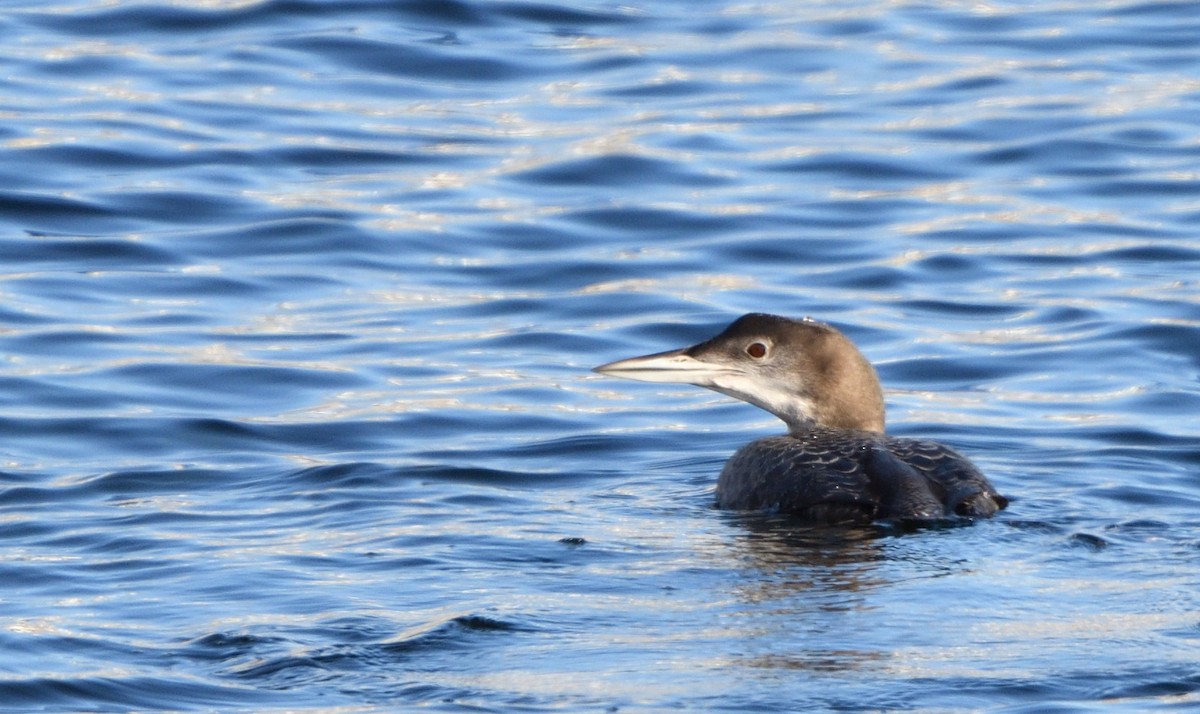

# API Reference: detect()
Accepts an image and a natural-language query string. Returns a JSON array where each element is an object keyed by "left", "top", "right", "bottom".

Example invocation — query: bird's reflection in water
[
  {"left": 725, "top": 512, "right": 887, "bottom": 608},
  {"left": 716, "top": 513, "right": 975, "bottom": 674}
]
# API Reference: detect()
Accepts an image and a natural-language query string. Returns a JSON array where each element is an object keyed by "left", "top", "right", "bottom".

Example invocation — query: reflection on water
[{"left": 729, "top": 524, "right": 885, "bottom": 636}]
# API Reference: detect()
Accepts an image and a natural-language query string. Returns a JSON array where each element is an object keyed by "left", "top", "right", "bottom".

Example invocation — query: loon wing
[
  {"left": 883, "top": 436, "right": 1008, "bottom": 517},
  {"left": 715, "top": 433, "right": 1006, "bottom": 522},
  {"left": 710, "top": 432, "right": 936, "bottom": 523}
]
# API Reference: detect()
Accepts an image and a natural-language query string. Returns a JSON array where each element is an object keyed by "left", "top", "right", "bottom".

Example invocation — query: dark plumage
[{"left": 594, "top": 313, "right": 1007, "bottom": 524}]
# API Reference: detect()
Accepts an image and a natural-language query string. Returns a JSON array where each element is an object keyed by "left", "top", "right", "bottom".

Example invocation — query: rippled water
[{"left": 2, "top": 0, "right": 1199, "bottom": 711}]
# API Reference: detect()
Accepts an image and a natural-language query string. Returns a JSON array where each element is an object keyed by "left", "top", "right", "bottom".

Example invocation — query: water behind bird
[{"left": 1, "top": 0, "right": 1199, "bottom": 711}]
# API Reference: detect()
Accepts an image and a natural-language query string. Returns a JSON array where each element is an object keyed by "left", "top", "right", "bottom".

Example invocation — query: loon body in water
[{"left": 594, "top": 313, "right": 1007, "bottom": 523}]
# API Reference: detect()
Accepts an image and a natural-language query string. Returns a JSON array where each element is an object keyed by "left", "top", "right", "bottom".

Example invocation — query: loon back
[
  {"left": 594, "top": 313, "right": 1008, "bottom": 523},
  {"left": 716, "top": 431, "right": 1007, "bottom": 523}
]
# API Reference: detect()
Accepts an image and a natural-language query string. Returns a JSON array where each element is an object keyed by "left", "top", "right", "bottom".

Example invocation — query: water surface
[{"left": 2, "top": 0, "right": 1199, "bottom": 711}]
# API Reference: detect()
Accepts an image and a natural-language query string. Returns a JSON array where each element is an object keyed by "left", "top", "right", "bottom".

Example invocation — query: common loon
[{"left": 594, "top": 313, "right": 1007, "bottom": 523}]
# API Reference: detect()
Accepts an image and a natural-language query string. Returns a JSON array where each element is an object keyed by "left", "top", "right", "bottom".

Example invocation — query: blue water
[{"left": 2, "top": 0, "right": 1199, "bottom": 711}]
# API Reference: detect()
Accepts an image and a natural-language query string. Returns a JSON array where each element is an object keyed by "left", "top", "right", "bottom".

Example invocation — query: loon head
[{"left": 594, "top": 313, "right": 885, "bottom": 434}]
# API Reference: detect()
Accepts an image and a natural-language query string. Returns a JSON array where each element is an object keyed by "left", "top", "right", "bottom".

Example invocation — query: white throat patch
[{"left": 708, "top": 373, "right": 815, "bottom": 428}]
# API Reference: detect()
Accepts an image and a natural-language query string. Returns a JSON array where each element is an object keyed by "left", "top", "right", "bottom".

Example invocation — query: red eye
[{"left": 746, "top": 342, "right": 767, "bottom": 359}]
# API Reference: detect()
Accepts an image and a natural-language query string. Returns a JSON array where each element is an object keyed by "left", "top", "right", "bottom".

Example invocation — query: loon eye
[{"left": 746, "top": 342, "right": 767, "bottom": 359}]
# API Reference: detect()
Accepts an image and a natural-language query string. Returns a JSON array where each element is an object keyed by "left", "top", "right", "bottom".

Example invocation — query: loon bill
[{"left": 594, "top": 313, "right": 1008, "bottom": 523}]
